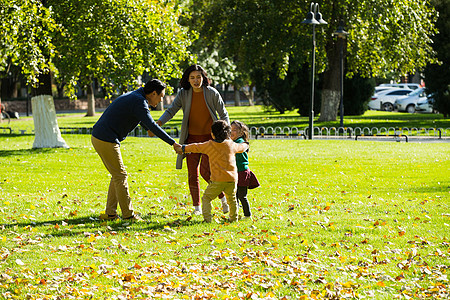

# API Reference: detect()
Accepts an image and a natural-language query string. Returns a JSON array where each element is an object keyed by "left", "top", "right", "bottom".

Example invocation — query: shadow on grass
[
  {"left": 0, "top": 146, "right": 76, "bottom": 157},
  {"left": 1, "top": 213, "right": 206, "bottom": 238},
  {"left": 407, "top": 185, "right": 450, "bottom": 194},
  {"left": 0, "top": 133, "right": 34, "bottom": 138},
  {"left": 0, "top": 148, "right": 55, "bottom": 157}
]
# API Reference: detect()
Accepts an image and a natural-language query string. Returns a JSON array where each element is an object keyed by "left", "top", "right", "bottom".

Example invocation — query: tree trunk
[
  {"left": 57, "top": 82, "right": 65, "bottom": 98},
  {"left": 11, "top": 80, "right": 19, "bottom": 98},
  {"left": 318, "top": 39, "right": 341, "bottom": 122},
  {"left": 86, "top": 82, "right": 95, "bottom": 116},
  {"left": 31, "top": 95, "right": 69, "bottom": 148},
  {"left": 31, "top": 72, "right": 68, "bottom": 148},
  {"left": 243, "top": 83, "right": 255, "bottom": 106},
  {"left": 249, "top": 83, "right": 255, "bottom": 106},
  {"left": 319, "top": 89, "right": 340, "bottom": 121},
  {"left": 234, "top": 85, "right": 241, "bottom": 106}
]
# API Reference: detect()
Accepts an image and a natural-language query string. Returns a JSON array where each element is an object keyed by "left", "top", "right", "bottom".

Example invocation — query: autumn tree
[
  {"left": 0, "top": 0, "right": 68, "bottom": 147},
  {"left": 0, "top": 0, "right": 57, "bottom": 118},
  {"left": 50, "top": 0, "right": 192, "bottom": 116},
  {"left": 186, "top": 0, "right": 437, "bottom": 119},
  {"left": 1, "top": 0, "right": 192, "bottom": 146}
]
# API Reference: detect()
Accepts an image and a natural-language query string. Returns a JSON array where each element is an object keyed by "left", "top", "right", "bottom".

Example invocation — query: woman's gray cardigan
[{"left": 158, "top": 86, "right": 229, "bottom": 169}]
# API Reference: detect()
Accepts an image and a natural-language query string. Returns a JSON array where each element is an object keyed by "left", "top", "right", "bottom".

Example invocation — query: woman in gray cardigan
[{"left": 156, "top": 65, "right": 229, "bottom": 215}]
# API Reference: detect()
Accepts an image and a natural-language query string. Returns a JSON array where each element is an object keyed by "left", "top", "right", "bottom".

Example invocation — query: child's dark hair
[
  {"left": 231, "top": 120, "right": 249, "bottom": 142},
  {"left": 211, "top": 120, "right": 231, "bottom": 143}
]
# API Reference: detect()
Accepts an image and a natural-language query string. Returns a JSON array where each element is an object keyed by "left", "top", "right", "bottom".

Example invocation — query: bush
[
  {"left": 343, "top": 75, "right": 375, "bottom": 115},
  {"left": 253, "top": 63, "right": 321, "bottom": 116}
]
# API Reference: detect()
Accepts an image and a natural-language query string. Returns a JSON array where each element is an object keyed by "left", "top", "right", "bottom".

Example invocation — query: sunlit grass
[
  {"left": 2, "top": 105, "right": 449, "bottom": 133},
  {"left": 0, "top": 134, "right": 449, "bottom": 299}
]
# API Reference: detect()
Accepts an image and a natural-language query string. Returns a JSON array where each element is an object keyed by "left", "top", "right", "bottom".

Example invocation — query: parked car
[
  {"left": 415, "top": 96, "right": 436, "bottom": 113},
  {"left": 374, "top": 86, "right": 398, "bottom": 94},
  {"left": 379, "top": 83, "right": 421, "bottom": 90},
  {"left": 394, "top": 87, "right": 427, "bottom": 113},
  {"left": 368, "top": 88, "right": 413, "bottom": 111}
]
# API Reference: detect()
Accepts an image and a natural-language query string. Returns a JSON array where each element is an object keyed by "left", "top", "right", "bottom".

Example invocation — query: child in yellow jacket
[{"left": 176, "top": 120, "right": 248, "bottom": 222}]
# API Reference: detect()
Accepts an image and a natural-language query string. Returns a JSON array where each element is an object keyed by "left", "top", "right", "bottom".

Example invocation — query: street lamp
[
  {"left": 302, "top": 2, "right": 327, "bottom": 140},
  {"left": 333, "top": 21, "right": 348, "bottom": 129}
]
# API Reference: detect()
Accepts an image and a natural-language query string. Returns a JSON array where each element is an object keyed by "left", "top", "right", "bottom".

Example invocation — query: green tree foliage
[
  {"left": 187, "top": 0, "right": 312, "bottom": 81},
  {"left": 423, "top": 0, "right": 450, "bottom": 117},
  {"left": 50, "top": 0, "right": 192, "bottom": 97},
  {"left": 185, "top": 0, "right": 438, "bottom": 117},
  {"left": 253, "top": 63, "right": 374, "bottom": 117},
  {"left": 196, "top": 49, "right": 237, "bottom": 86},
  {"left": 0, "top": 0, "right": 57, "bottom": 86},
  {"left": 253, "top": 63, "right": 317, "bottom": 116},
  {"left": 343, "top": 0, "right": 437, "bottom": 78},
  {"left": 343, "top": 75, "right": 376, "bottom": 116},
  {"left": 1, "top": 0, "right": 192, "bottom": 98}
]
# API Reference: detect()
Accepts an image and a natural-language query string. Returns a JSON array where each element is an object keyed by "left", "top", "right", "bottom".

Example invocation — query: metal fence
[
  {"left": 1, "top": 125, "right": 449, "bottom": 141},
  {"left": 249, "top": 126, "right": 450, "bottom": 141}
]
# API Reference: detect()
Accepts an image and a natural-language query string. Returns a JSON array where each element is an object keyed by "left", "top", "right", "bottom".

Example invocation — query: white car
[
  {"left": 368, "top": 88, "right": 413, "bottom": 111},
  {"left": 394, "top": 88, "right": 427, "bottom": 113},
  {"left": 415, "top": 96, "right": 435, "bottom": 113},
  {"left": 379, "top": 83, "right": 421, "bottom": 90},
  {"left": 374, "top": 86, "right": 398, "bottom": 94}
]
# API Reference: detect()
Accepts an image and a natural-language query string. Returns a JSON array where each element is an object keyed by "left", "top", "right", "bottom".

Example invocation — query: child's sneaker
[
  {"left": 220, "top": 197, "right": 229, "bottom": 213},
  {"left": 193, "top": 206, "right": 202, "bottom": 215}
]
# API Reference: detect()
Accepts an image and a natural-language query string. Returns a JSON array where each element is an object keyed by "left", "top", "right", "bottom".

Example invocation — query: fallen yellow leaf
[{"left": 342, "top": 281, "right": 355, "bottom": 288}]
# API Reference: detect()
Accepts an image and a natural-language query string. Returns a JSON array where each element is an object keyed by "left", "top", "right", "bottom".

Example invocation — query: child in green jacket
[{"left": 230, "top": 121, "right": 260, "bottom": 218}]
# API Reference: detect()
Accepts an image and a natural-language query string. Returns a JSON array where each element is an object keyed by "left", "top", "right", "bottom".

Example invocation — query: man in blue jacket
[{"left": 91, "top": 79, "right": 179, "bottom": 221}]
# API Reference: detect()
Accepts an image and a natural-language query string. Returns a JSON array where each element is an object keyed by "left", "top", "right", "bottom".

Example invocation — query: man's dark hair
[
  {"left": 179, "top": 65, "right": 210, "bottom": 90},
  {"left": 211, "top": 120, "right": 231, "bottom": 143},
  {"left": 144, "top": 79, "right": 166, "bottom": 95}
]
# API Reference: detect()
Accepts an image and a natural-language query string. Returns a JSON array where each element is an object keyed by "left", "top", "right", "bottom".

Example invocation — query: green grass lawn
[
  {"left": 2, "top": 106, "right": 450, "bottom": 133},
  {"left": 0, "top": 131, "right": 449, "bottom": 299}
]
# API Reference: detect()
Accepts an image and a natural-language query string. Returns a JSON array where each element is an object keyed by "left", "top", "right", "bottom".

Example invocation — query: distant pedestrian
[
  {"left": 91, "top": 79, "right": 180, "bottom": 221},
  {"left": 230, "top": 121, "right": 260, "bottom": 219},
  {"left": 174, "top": 120, "right": 248, "bottom": 223}
]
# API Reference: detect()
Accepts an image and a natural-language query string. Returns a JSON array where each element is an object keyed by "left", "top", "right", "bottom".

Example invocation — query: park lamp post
[
  {"left": 302, "top": 2, "right": 327, "bottom": 140},
  {"left": 333, "top": 21, "right": 348, "bottom": 129}
]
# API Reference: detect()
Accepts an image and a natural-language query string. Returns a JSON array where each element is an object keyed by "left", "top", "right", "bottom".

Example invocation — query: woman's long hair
[{"left": 179, "top": 65, "right": 211, "bottom": 90}]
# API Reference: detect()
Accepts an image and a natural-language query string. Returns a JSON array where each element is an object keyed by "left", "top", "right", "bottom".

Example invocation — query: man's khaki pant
[
  {"left": 91, "top": 136, "right": 134, "bottom": 218},
  {"left": 202, "top": 181, "right": 237, "bottom": 222}
]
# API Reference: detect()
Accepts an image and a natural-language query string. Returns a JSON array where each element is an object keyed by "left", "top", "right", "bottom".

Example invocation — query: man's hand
[{"left": 147, "top": 120, "right": 163, "bottom": 137}]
